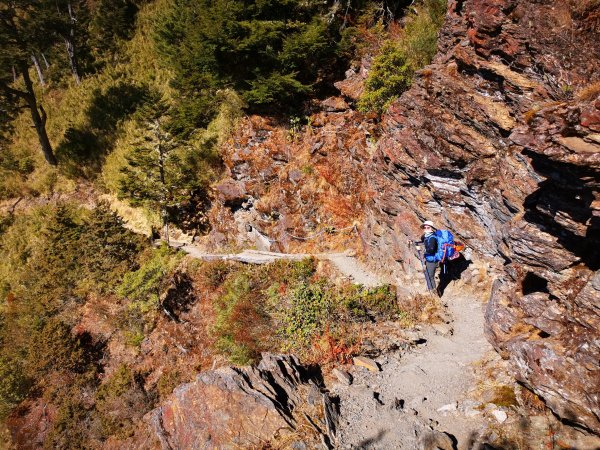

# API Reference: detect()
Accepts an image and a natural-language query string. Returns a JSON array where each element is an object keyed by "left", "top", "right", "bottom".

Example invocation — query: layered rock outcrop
[
  {"left": 363, "top": 0, "right": 600, "bottom": 434},
  {"left": 149, "top": 354, "right": 338, "bottom": 449},
  {"left": 196, "top": 0, "right": 599, "bottom": 434}
]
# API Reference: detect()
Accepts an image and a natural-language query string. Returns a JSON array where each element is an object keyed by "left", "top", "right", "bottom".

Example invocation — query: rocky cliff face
[
  {"left": 149, "top": 354, "right": 337, "bottom": 449},
  {"left": 194, "top": 0, "right": 599, "bottom": 435},
  {"left": 364, "top": 0, "right": 600, "bottom": 434}
]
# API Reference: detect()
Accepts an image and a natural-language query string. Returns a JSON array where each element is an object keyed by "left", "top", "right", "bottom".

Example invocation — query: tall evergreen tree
[
  {"left": 0, "top": 1, "right": 66, "bottom": 165},
  {"left": 154, "top": 0, "right": 343, "bottom": 135},
  {"left": 118, "top": 95, "right": 202, "bottom": 241}
]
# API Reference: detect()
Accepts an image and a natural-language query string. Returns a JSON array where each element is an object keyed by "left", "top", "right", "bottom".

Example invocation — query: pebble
[
  {"left": 491, "top": 409, "right": 508, "bottom": 423},
  {"left": 353, "top": 356, "right": 380, "bottom": 372},
  {"left": 437, "top": 402, "right": 458, "bottom": 413}
]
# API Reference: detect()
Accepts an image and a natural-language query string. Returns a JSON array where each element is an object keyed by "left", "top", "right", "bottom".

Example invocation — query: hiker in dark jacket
[{"left": 414, "top": 220, "right": 440, "bottom": 295}]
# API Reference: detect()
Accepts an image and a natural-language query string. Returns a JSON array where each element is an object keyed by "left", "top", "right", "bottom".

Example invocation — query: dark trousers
[{"left": 425, "top": 260, "right": 437, "bottom": 291}]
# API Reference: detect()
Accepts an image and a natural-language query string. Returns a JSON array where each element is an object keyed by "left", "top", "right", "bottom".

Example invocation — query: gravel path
[
  {"left": 331, "top": 295, "right": 492, "bottom": 449},
  {"left": 174, "top": 242, "right": 492, "bottom": 447}
]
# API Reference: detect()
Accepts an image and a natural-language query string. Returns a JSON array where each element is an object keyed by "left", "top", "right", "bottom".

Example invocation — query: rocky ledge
[
  {"left": 148, "top": 354, "right": 338, "bottom": 449},
  {"left": 363, "top": 0, "right": 600, "bottom": 434}
]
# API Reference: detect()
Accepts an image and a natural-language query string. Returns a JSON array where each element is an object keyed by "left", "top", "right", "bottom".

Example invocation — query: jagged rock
[
  {"left": 353, "top": 356, "right": 380, "bottom": 372},
  {"left": 215, "top": 178, "right": 247, "bottom": 204},
  {"left": 321, "top": 96, "right": 349, "bottom": 112},
  {"left": 149, "top": 354, "right": 337, "bottom": 449},
  {"left": 361, "top": 0, "right": 600, "bottom": 434},
  {"left": 195, "top": 0, "right": 600, "bottom": 435}
]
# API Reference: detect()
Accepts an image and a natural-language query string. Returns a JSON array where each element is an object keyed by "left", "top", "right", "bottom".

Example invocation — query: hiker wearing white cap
[{"left": 414, "top": 220, "right": 440, "bottom": 295}]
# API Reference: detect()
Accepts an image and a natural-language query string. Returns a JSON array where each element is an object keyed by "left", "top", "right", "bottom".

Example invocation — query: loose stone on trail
[
  {"left": 332, "top": 368, "right": 353, "bottom": 386},
  {"left": 353, "top": 356, "right": 380, "bottom": 372}
]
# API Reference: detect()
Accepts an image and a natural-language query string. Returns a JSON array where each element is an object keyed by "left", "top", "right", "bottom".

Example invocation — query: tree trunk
[
  {"left": 20, "top": 66, "right": 57, "bottom": 165},
  {"left": 31, "top": 54, "right": 45, "bottom": 87},
  {"left": 64, "top": 2, "right": 81, "bottom": 84},
  {"left": 41, "top": 53, "right": 50, "bottom": 69}
]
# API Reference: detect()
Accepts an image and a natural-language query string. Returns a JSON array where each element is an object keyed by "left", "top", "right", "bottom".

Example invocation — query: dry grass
[
  {"left": 520, "top": 387, "right": 547, "bottom": 413},
  {"left": 523, "top": 101, "right": 565, "bottom": 125},
  {"left": 575, "top": 81, "right": 600, "bottom": 101},
  {"left": 397, "top": 293, "right": 444, "bottom": 327}
]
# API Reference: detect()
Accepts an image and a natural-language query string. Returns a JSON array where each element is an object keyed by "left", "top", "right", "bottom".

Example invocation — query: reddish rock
[
  {"left": 6, "top": 400, "right": 57, "bottom": 449},
  {"left": 214, "top": 179, "right": 247, "bottom": 204},
  {"left": 149, "top": 354, "right": 337, "bottom": 449},
  {"left": 361, "top": 0, "right": 600, "bottom": 434},
  {"left": 321, "top": 96, "right": 350, "bottom": 112}
]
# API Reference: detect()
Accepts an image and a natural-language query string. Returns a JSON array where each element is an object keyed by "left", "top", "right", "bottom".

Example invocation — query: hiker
[
  {"left": 411, "top": 221, "right": 467, "bottom": 296},
  {"left": 413, "top": 220, "right": 441, "bottom": 296}
]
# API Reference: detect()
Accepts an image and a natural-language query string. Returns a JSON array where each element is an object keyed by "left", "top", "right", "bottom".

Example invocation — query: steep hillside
[
  {"left": 194, "top": 0, "right": 600, "bottom": 438},
  {"left": 362, "top": 0, "right": 600, "bottom": 434},
  {"left": 1, "top": 0, "right": 599, "bottom": 447}
]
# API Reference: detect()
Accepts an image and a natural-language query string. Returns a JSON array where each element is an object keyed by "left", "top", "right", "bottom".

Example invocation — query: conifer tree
[
  {"left": 119, "top": 95, "right": 200, "bottom": 242},
  {"left": 0, "top": 1, "right": 65, "bottom": 165}
]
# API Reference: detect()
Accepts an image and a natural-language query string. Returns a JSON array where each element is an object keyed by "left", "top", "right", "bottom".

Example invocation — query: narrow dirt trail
[
  {"left": 174, "top": 244, "right": 385, "bottom": 287},
  {"left": 174, "top": 242, "right": 492, "bottom": 447},
  {"left": 331, "top": 295, "right": 492, "bottom": 449}
]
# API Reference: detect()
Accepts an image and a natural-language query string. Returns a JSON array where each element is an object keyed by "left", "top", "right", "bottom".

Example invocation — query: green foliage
[
  {"left": 0, "top": 356, "right": 31, "bottom": 420},
  {"left": 57, "top": 81, "right": 150, "bottom": 178},
  {"left": 281, "top": 280, "right": 333, "bottom": 348},
  {"left": 208, "top": 257, "right": 398, "bottom": 363},
  {"left": 115, "top": 91, "right": 215, "bottom": 230},
  {"left": 96, "top": 364, "right": 154, "bottom": 439},
  {"left": 157, "top": 369, "right": 182, "bottom": 400},
  {"left": 153, "top": 0, "right": 345, "bottom": 134},
  {"left": 45, "top": 397, "right": 89, "bottom": 450},
  {"left": 87, "top": 0, "right": 140, "bottom": 59},
  {"left": 118, "top": 244, "right": 182, "bottom": 311},
  {"left": 338, "top": 284, "right": 398, "bottom": 320},
  {"left": 0, "top": 203, "right": 146, "bottom": 434},
  {"left": 358, "top": 41, "right": 413, "bottom": 113},
  {"left": 213, "top": 272, "right": 266, "bottom": 365},
  {"left": 358, "top": 0, "right": 447, "bottom": 113},
  {"left": 116, "top": 244, "right": 183, "bottom": 342}
]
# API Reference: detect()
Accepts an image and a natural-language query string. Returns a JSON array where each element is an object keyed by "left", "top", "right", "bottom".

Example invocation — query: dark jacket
[{"left": 416, "top": 233, "right": 438, "bottom": 261}]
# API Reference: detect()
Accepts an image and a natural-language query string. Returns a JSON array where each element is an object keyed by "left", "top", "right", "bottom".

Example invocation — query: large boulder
[{"left": 149, "top": 354, "right": 338, "bottom": 449}]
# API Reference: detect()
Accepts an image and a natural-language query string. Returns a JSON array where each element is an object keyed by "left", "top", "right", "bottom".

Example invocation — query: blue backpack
[{"left": 425, "top": 230, "right": 457, "bottom": 263}]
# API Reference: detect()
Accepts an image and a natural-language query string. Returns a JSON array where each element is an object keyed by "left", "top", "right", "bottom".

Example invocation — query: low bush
[
  {"left": 358, "top": 0, "right": 447, "bottom": 113},
  {"left": 95, "top": 365, "right": 155, "bottom": 439},
  {"left": 117, "top": 244, "right": 184, "bottom": 342},
  {"left": 208, "top": 258, "right": 399, "bottom": 364}
]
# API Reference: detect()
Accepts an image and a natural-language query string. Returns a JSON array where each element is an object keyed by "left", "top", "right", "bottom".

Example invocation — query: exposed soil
[{"left": 330, "top": 294, "right": 492, "bottom": 449}]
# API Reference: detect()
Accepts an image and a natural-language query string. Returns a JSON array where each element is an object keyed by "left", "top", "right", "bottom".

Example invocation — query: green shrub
[
  {"left": 96, "top": 365, "right": 154, "bottom": 439},
  {"left": 213, "top": 271, "right": 268, "bottom": 365},
  {"left": 116, "top": 244, "right": 183, "bottom": 342},
  {"left": 118, "top": 244, "right": 182, "bottom": 311},
  {"left": 339, "top": 284, "right": 398, "bottom": 320},
  {"left": 280, "top": 279, "right": 334, "bottom": 350},
  {"left": 0, "top": 356, "right": 32, "bottom": 420},
  {"left": 358, "top": 0, "right": 447, "bottom": 113},
  {"left": 358, "top": 41, "right": 413, "bottom": 113}
]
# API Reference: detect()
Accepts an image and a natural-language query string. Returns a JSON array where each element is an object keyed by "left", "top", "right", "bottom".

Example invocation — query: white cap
[{"left": 421, "top": 220, "right": 436, "bottom": 229}]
